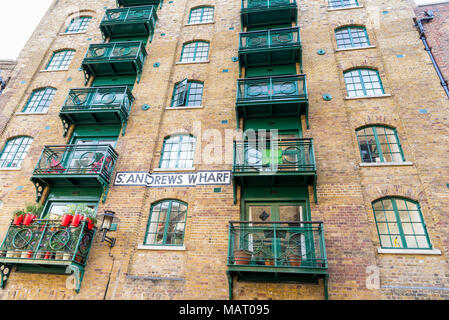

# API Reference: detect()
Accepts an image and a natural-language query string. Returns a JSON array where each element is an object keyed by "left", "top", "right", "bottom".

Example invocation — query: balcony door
[{"left": 244, "top": 202, "right": 307, "bottom": 266}]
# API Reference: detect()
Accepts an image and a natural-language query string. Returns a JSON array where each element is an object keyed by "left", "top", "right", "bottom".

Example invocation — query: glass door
[{"left": 66, "top": 138, "right": 116, "bottom": 174}]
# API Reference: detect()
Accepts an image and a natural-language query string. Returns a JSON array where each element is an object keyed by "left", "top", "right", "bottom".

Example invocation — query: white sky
[{"left": 0, "top": 0, "right": 447, "bottom": 60}]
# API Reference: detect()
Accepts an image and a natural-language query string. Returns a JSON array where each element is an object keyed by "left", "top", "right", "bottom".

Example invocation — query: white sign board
[{"left": 114, "top": 171, "right": 232, "bottom": 188}]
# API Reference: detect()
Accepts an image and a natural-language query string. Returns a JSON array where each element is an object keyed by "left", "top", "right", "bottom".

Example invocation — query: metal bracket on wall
[{"left": 0, "top": 264, "right": 12, "bottom": 289}]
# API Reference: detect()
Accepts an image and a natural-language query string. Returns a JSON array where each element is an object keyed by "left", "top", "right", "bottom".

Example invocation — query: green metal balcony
[
  {"left": 227, "top": 221, "right": 328, "bottom": 300},
  {"left": 117, "top": 0, "right": 161, "bottom": 7},
  {"left": 236, "top": 74, "right": 309, "bottom": 128},
  {"left": 31, "top": 145, "right": 118, "bottom": 203},
  {"left": 81, "top": 41, "right": 147, "bottom": 84},
  {"left": 100, "top": 6, "right": 158, "bottom": 40},
  {"left": 233, "top": 138, "right": 317, "bottom": 203},
  {"left": 0, "top": 219, "right": 96, "bottom": 293},
  {"left": 59, "top": 86, "right": 135, "bottom": 137},
  {"left": 239, "top": 27, "right": 301, "bottom": 69},
  {"left": 241, "top": 0, "right": 298, "bottom": 28}
]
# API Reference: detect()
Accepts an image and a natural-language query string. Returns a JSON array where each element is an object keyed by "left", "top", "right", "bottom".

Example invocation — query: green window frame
[
  {"left": 335, "top": 26, "right": 370, "bottom": 49},
  {"left": 188, "top": 6, "right": 214, "bottom": 24},
  {"left": 144, "top": 200, "right": 188, "bottom": 246},
  {"left": 0, "top": 136, "right": 33, "bottom": 168},
  {"left": 328, "top": 0, "right": 359, "bottom": 9},
  {"left": 65, "top": 16, "right": 92, "bottom": 33},
  {"left": 45, "top": 50, "right": 75, "bottom": 71},
  {"left": 43, "top": 201, "right": 98, "bottom": 220},
  {"left": 344, "top": 68, "right": 384, "bottom": 97},
  {"left": 171, "top": 79, "right": 204, "bottom": 107},
  {"left": 22, "top": 87, "right": 56, "bottom": 113},
  {"left": 356, "top": 126, "right": 405, "bottom": 163},
  {"left": 373, "top": 197, "right": 431, "bottom": 249},
  {"left": 180, "top": 41, "right": 209, "bottom": 63},
  {"left": 159, "top": 134, "right": 196, "bottom": 169}
]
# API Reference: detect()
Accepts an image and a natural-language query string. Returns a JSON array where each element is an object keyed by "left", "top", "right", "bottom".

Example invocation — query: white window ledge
[
  {"left": 59, "top": 31, "right": 87, "bottom": 36},
  {"left": 378, "top": 248, "right": 441, "bottom": 255},
  {"left": 152, "top": 168, "right": 196, "bottom": 172},
  {"left": 39, "top": 68, "right": 69, "bottom": 73},
  {"left": 345, "top": 94, "right": 391, "bottom": 100},
  {"left": 15, "top": 112, "right": 48, "bottom": 116},
  {"left": 359, "top": 161, "right": 413, "bottom": 167},
  {"left": 185, "top": 22, "right": 215, "bottom": 27},
  {"left": 0, "top": 167, "right": 22, "bottom": 171},
  {"left": 336, "top": 45, "right": 376, "bottom": 52},
  {"left": 166, "top": 105, "right": 204, "bottom": 110},
  {"left": 328, "top": 5, "right": 364, "bottom": 11},
  {"left": 137, "top": 245, "right": 186, "bottom": 251},
  {"left": 176, "top": 60, "right": 210, "bottom": 65}
]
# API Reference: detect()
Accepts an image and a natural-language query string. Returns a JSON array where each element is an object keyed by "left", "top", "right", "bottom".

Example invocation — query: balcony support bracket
[
  {"left": 61, "top": 116, "right": 72, "bottom": 137},
  {"left": 65, "top": 264, "right": 85, "bottom": 294},
  {"left": 0, "top": 264, "right": 12, "bottom": 289},
  {"left": 31, "top": 178, "right": 48, "bottom": 203},
  {"left": 226, "top": 271, "right": 233, "bottom": 300},
  {"left": 121, "top": 120, "right": 128, "bottom": 136},
  {"left": 324, "top": 274, "right": 329, "bottom": 300},
  {"left": 102, "top": 184, "right": 110, "bottom": 204}
]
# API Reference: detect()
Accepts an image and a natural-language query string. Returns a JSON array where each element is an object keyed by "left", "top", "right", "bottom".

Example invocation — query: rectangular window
[
  {"left": 23, "top": 88, "right": 56, "bottom": 113},
  {"left": 65, "top": 16, "right": 92, "bottom": 33},
  {"left": 188, "top": 7, "right": 214, "bottom": 24},
  {"left": 46, "top": 50, "right": 75, "bottom": 71}
]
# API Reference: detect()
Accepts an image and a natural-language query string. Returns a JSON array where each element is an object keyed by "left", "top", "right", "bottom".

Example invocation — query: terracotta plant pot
[
  {"left": 264, "top": 258, "right": 275, "bottom": 266},
  {"left": 234, "top": 249, "right": 252, "bottom": 265},
  {"left": 23, "top": 214, "right": 36, "bottom": 226},
  {"left": 288, "top": 255, "right": 302, "bottom": 267},
  {"left": 71, "top": 214, "right": 83, "bottom": 227},
  {"left": 13, "top": 216, "right": 23, "bottom": 226},
  {"left": 61, "top": 214, "right": 73, "bottom": 227}
]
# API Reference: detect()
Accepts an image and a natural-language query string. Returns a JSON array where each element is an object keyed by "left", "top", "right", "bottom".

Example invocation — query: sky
[{"left": 0, "top": 0, "right": 447, "bottom": 60}]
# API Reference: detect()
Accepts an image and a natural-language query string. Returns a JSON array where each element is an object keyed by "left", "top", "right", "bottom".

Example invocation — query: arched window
[
  {"left": 0, "top": 136, "right": 33, "bottom": 168},
  {"left": 335, "top": 26, "right": 370, "bottom": 49},
  {"left": 356, "top": 126, "right": 405, "bottom": 163},
  {"left": 159, "top": 135, "right": 196, "bottom": 169},
  {"left": 344, "top": 68, "right": 384, "bottom": 97},
  {"left": 45, "top": 50, "right": 75, "bottom": 71},
  {"left": 171, "top": 79, "right": 204, "bottom": 107},
  {"left": 144, "top": 200, "right": 188, "bottom": 246},
  {"left": 22, "top": 87, "right": 56, "bottom": 113},
  {"left": 372, "top": 197, "right": 431, "bottom": 249},
  {"left": 328, "top": 0, "right": 359, "bottom": 9},
  {"left": 65, "top": 16, "right": 92, "bottom": 33},
  {"left": 188, "top": 6, "right": 214, "bottom": 24},
  {"left": 180, "top": 41, "right": 209, "bottom": 63}
]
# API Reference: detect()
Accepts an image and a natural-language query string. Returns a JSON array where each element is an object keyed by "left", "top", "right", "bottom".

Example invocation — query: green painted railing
[
  {"left": 233, "top": 138, "right": 316, "bottom": 173},
  {"left": 116, "top": 0, "right": 161, "bottom": 7},
  {"left": 239, "top": 27, "right": 300, "bottom": 51},
  {"left": 33, "top": 144, "right": 118, "bottom": 184},
  {"left": 102, "top": 5, "right": 157, "bottom": 25},
  {"left": 83, "top": 41, "right": 147, "bottom": 64},
  {"left": 228, "top": 221, "right": 327, "bottom": 269},
  {"left": 0, "top": 220, "right": 95, "bottom": 266},
  {"left": 61, "top": 86, "right": 134, "bottom": 115},
  {"left": 242, "top": 0, "right": 296, "bottom": 10},
  {"left": 237, "top": 74, "right": 307, "bottom": 104}
]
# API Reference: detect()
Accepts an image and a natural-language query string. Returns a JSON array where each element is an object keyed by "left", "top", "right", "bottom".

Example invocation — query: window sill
[
  {"left": 345, "top": 94, "right": 391, "bottom": 100},
  {"left": 359, "top": 161, "right": 413, "bottom": 167},
  {"left": 59, "top": 31, "right": 87, "bottom": 36},
  {"left": 328, "top": 5, "right": 364, "bottom": 11},
  {"left": 185, "top": 21, "right": 215, "bottom": 27},
  {"left": 377, "top": 248, "right": 441, "bottom": 255},
  {"left": 176, "top": 60, "right": 210, "bottom": 65},
  {"left": 336, "top": 45, "right": 376, "bottom": 52},
  {"left": 39, "top": 68, "right": 69, "bottom": 73},
  {"left": 166, "top": 105, "right": 204, "bottom": 110},
  {"left": 15, "top": 112, "right": 48, "bottom": 115},
  {"left": 137, "top": 244, "right": 186, "bottom": 251},
  {"left": 152, "top": 168, "right": 196, "bottom": 172},
  {"left": 0, "top": 167, "right": 22, "bottom": 171}
]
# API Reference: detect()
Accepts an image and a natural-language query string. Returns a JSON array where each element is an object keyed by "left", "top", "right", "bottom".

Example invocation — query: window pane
[
  {"left": 160, "top": 135, "right": 196, "bottom": 169},
  {"left": 344, "top": 69, "right": 384, "bottom": 97},
  {"left": 335, "top": 26, "right": 369, "bottom": 49},
  {"left": 66, "top": 16, "right": 91, "bottom": 33},
  {"left": 46, "top": 50, "right": 75, "bottom": 71},
  {"left": 181, "top": 42, "right": 209, "bottom": 62},
  {"left": 189, "top": 7, "right": 214, "bottom": 24},
  {"left": 0, "top": 137, "right": 33, "bottom": 168},
  {"left": 23, "top": 88, "right": 56, "bottom": 113}
]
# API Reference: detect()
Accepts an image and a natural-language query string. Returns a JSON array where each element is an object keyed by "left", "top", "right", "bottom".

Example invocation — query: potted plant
[
  {"left": 61, "top": 204, "right": 76, "bottom": 227},
  {"left": 12, "top": 210, "right": 25, "bottom": 225},
  {"left": 83, "top": 207, "right": 97, "bottom": 230},
  {"left": 70, "top": 204, "right": 86, "bottom": 227},
  {"left": 23, "top": 203, "right": 43, "bottom": 226},
  {"left": 288, "top": 254, "right": 302, "bottom": 267},
  {"left": 233, "top": 249, "right": 252, "bottom": 265}
]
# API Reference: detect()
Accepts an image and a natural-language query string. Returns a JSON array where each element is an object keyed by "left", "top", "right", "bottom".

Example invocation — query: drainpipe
[{"left": 413, "top": 11, "right": 449, "bottom": 99}]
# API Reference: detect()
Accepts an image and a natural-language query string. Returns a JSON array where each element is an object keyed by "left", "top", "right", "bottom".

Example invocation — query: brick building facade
[{"left": 0, "top": 0, "right": 448, "bottom": 300}]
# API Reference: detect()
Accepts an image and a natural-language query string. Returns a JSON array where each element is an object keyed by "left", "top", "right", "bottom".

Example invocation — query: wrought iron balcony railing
[
  {"left": 233, "top": 138, "right": 316, "bottom": 173},
  {"left": 228, "top": 221, "right": 327, "bottom": 268},
  {"left": 227, "top": 221, "right": 328, "bottom": 299},
  {"left": 239, "top": 27, "right": 301, "bottom": 51},
  {"left": 241, "top": 0, "right": 298, "bottom": 28},
  {"left": 31, "top": 145, "right": 118, "bottom": 203},
  {"left": 237, "top": 74, "right": 307, "bottom": 104},
  {"left": 0, "top": 219, "right": 96, "bottom": 293},
  {"left": 100, "top": 5, "right": 158, "bottom": 40},
  {"left": 81, "top": 41, "right": 147, "bottom": 84},
  {"left": 59, "top": 86, "right": 135, "bottom": 136}
]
